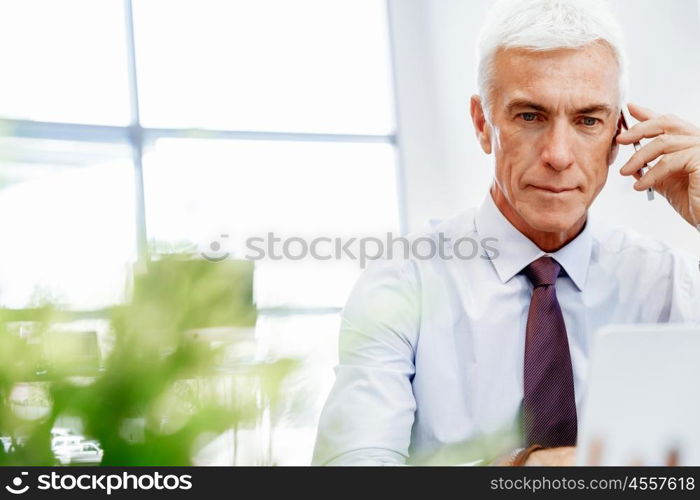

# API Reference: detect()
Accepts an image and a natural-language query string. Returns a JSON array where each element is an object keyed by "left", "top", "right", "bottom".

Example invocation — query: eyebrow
[
  {"left": 505, "top": 99, "right": 615, "bottom": 116},
  {"left": 576, "top": 104, "right": 615, "bottom": 115}
]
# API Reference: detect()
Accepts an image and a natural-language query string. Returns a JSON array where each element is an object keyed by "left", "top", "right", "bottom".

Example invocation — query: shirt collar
[{"left": 474, "top": 191, "right": 592, "bottom": 291}]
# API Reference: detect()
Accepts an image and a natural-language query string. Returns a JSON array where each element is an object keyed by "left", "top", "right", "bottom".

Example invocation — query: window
[
  {"left": 0, "top": 0, "right": 131, "bottom": 125},
  {"left": 0, "top": 0, "right": 399, "bottom": 465},
  {"left": 0, "top": 138, "right": 136, "bottom": 309},
  {"left": 132, "top": 0, "right": 394, "bottom": 134},
  {"left": 143, "top": 138, "right": 399, "bottom": 308}
]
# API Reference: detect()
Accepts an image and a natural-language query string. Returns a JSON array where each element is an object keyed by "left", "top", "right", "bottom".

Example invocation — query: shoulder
[
  {"left": 593, "top": 221, "right": 686, "bottom": 258},
  {"left": 342, "top": 207, "right": 479, "bottom": 321},
  {"left": 590, "top": 220, "right": 698, "bottom": 281},
  {"left": 358, "top": 207, "right": 479, "bottom": 280},
  {"left": 422, "top": 207, "right": 480, "bottom": 242}
]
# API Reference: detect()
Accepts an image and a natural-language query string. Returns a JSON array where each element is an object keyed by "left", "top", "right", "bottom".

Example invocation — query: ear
[
  {"left": 470, "top": 95, "right": 493, "bottom": 154},
  {"left": 607, "top": 114, "right": 622, "bottom": 165}
]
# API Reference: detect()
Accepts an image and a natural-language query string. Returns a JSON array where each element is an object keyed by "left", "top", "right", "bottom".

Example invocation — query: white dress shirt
[{"left": 312, "top": 192, "right": 700, "bottom": 465}]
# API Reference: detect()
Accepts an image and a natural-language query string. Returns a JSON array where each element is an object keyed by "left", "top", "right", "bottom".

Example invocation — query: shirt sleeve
[{"left": 311, "top": 257, "right": 421, "bottom": 466}]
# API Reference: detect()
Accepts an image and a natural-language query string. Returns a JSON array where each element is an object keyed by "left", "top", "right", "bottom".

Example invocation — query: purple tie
[{"left": 521, "top": 256, "right": 577, "bottom": 447}]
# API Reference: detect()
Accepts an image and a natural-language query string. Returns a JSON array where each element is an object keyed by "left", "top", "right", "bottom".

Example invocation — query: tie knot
[{"left": 523, "top": 256, "right": 561, "bottom": 287}]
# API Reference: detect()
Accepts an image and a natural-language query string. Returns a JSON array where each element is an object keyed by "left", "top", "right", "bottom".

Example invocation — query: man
[{"left": 313, "top": 0, "right": 700, "bottom": 466}]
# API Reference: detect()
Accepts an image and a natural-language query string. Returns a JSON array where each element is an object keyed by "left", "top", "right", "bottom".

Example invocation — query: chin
[{"left": 517, "top": 200, "right": 586, "bottom": 234}]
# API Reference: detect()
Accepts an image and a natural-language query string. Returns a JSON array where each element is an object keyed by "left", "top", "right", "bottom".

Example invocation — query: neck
[{"left": 490, "top": 183, "right": 586, "bottom": 252}]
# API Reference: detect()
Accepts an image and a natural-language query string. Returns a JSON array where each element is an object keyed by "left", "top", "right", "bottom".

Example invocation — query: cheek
[
  {"left": 580, "top": 138, "right": 613, "bottom": 187},
  {"left": 493, "top": 129, "right": 533, "bottom": 191},
  {"left": 590, "top": 162, "right": 610, "bottom": 197},
  {"left": 493, "top": 148, "right": 517, "bottom": 197}
]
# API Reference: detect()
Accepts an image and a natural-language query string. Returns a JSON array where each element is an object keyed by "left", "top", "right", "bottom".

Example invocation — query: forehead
[{"left": 491, "top": 43, "right": 620, "bottom": 108}]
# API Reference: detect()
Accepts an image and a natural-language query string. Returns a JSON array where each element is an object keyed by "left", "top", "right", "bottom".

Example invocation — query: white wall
[{"left": 389, "top": 0, "right": 700, "bottom": 255}]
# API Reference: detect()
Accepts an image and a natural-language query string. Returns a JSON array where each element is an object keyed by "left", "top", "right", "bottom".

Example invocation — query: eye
[
  {"left": 581, "top": 116, "right": 599, "bottom": 126},
  {"left": 520, "top": 112, "right": 538, "bottom": 122}
]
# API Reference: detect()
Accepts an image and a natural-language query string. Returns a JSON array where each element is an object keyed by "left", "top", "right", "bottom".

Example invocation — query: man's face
[{"left": 481, "top": 43, "right": 620, "bottom": 234}]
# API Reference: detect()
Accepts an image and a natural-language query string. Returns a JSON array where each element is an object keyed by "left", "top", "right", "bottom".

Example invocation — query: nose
[{"left": 541, "top": 119, "right": 575, "bottom": 171}]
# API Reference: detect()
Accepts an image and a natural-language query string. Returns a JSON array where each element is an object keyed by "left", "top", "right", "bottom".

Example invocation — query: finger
[
  {"left": 627, "top": 102, "right": 660, "bottom": 122},
  {"left": 586, "top": 438, "right": 603, "bottom": 466},
  {"left": 619, "top": 135, "right": 700, "bottom": 175},
  {"left": 617, "top": 119, "right": 667, "bottom": 144},
  {"left": 633, "top": 149, "right": 694, "bottom": 190},
  {"left": 618, "top": 114, "right": 700, "bottom": 144},
  {"left": 666, "top": 447, "right": 680, "bottom": 466}
]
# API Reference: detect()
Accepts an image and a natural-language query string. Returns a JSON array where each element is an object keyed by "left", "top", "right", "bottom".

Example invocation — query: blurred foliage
[
  {"left": 0, "top": 255, "right": 296, "bottom": 465},
  {"left": 147, "top": 239, "right": 198, "bottom": 256}
]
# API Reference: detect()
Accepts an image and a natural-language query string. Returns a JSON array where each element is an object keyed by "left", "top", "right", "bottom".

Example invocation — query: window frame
[{"left": 0, "top": 0, "right": 405, "bottom": 317}]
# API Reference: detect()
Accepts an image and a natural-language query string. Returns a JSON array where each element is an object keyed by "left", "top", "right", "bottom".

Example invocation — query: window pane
[
  {"left": 133, "top": 0, "right": 394, "bottom": 134},
  {"left": 0, "top": 0, "right": 131, "bottom": 125},
  {"left": 258, "top": 313, "right": 340, "bottom": 465},
  {"left": 0, "top": 138, "right": 137, "bottom": 309},
  {"left": 142, "top": 138, "right": 399, "bottom": 307},
  {"left": 192, "top": 313, "right": 340, "bottom": 465}
]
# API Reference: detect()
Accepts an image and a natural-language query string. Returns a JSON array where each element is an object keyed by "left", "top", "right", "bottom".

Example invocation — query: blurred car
[
  {"left": 51, "top": 434, "right": 83, "bottom": 450},
  {"left": 53, "top": 441, "right": 103, "bottom": 465},
  {"left": 0, "top": 436, "right": 12, "bottom": 453},
  {"left": 0, "top": 435, "right": 27, "bottom": 453},
  {"left": 50, "top": 426, "right": 75, "bottom": 438}
]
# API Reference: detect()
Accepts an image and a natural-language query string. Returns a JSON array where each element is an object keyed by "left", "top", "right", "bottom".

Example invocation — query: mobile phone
[{"left": 620, "top": 107, "right": 654, "bottom": 201}]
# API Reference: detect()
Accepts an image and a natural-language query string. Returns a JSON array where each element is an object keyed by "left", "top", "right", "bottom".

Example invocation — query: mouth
[{"left": 530, "top": 185, "right": 579, "bottom": 194}]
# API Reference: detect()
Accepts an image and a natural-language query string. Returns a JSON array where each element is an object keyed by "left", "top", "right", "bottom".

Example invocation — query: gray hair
[{"left": 477, "top": 0, "right": 628, "bottom": 117}]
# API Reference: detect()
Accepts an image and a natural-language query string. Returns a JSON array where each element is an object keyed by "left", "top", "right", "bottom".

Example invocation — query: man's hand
[
  {"left": 617, "top": 103, "right": 700, "bottom": 228},
  {"left": 524, "top": 446, "right": 577, "bottom": 466}
]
